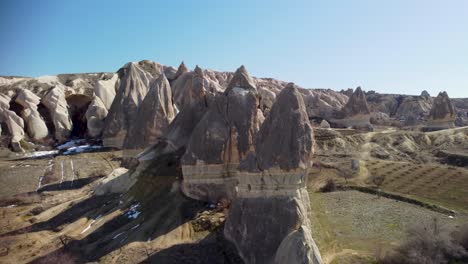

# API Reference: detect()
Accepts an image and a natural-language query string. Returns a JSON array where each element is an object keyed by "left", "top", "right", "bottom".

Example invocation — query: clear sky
[{"left": 1, "top": 0, "right": 467, "bottom": 97}]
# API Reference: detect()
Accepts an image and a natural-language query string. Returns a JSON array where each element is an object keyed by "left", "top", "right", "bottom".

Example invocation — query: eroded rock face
[
  {"left": 320, "top": 119, "right": 330, "bottom": 128},
  {"left": 123, "top": 73, "right": 176, "bottom": 150},
  {"left": 94, "top": 73, "right": 118, "bottom": 110},
  {"left": 425, "top": 91, "right": 456, "bottom": 131},
  {"left": 85, "top": 96, "right": 108, "bottom": 137},
  {"left": 15, "top": 89, "right": 48, "bottom": 140},
  {"left": 0, "top": 94, "right": 25, "bottom": 151},
  {"left": 225, "top": 84, "right": 322, "bottom": 264},
  {"left": 332, "top": 86, "right": 372, "bottom": 130},
  {"left": 181, "top": 66, "right": 261, "bottom": 202},
  {"left": 41, "top": 87, "right": 72, "bottom": 143},
  {"left": 103, "top": 61, "right": 163, "bottom": 148},
  {"left": 430, "top": 92, "right": 455, "bottom": 120}
]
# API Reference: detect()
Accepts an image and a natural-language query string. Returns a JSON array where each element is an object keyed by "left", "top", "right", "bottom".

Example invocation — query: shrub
[
  {"left": 319, "top": 178, "right": 336, "bottom": 193},
  {"left": 378, "top": 219, "right": 468, "bottom": 264}
]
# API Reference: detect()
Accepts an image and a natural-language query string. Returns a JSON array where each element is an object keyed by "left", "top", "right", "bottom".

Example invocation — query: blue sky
[{"left": 1, "top": 0, "right": 467, "bottom": 97}]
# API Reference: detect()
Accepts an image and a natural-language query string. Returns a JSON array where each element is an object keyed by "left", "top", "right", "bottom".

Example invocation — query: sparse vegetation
[{"left": 377, "top": 220, "right": 468, "bottom": 264}]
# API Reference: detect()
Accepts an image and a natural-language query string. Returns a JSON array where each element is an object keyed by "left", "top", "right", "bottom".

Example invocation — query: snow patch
[
  {"left": 125, "top": 203, "right": 141, "bottom": 219},
  {"left": 23, "top": 150, "right": 59, "bottom": 158},
  {"left": 63, "top": 144, "right": 102, "bottom": 155},
  {"left": 57, "top": 139, "right": 87, "bottom": 150}
]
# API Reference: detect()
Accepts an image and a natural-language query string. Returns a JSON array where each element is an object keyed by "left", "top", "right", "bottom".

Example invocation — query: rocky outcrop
[
  {"left": 332, "top": 86, "right": 372, "bottom": 130},
  {"left": 171, "top": 61, "right": 189, "bottom": 82},
  {"left": 15, "top": 89, "right": 48, "bottom": 140},
  {"left": 171, "top": 65, "right": 225, "bottom": 110},
  {"left": 225, "top": 83, "right": 322, "bottom": 264},
  {"left": 301, "top": 89, "right": 348, "bottom": 120},
  {"left": 103, "top": 61, "right": 162, "bottom": 148},
  {"left": 320, "top": 119, "right": 330, "bottom": 128},
  {"left": 181, "top": 66, "right": 262, "bottom": 202},
  {"left": 0, "top": 94, "right": 25, "bottom": 151},
  {"left": 85, "top": 96, "right": 108, "bottom": 137},
  {"left": 41, "top": 87, "right": 72, "bottom": 143},
  {"left": 123, "top": 73, "right": 176, "bottom": 150},
  {"left": 94, "top": 73, "right": 118, "bottom": 110},
  {"left": 425, "top": 91, "right": 456, "bottom": 131}
]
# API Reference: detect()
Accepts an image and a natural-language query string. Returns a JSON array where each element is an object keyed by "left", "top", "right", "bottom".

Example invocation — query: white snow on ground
[
  {"left": 57, "top": 139, "right": 87, "bottom": 150},
  {"left": 112, "top": 232, "right": 125, "bottom": 240},
  {"left": 1, "top": 205, "right": 17, "bottom": 208},
  {"left": 63, "top": 144, "right": 102, "bottom": 155},
  {"left": 36, "top": 160, "right": 54, "bottom": 191},
  {"left": 80, "top": 214, "right": 104, "bottom": 234},
  {"left": 23, "top": 150, "right": 59, "bottom": 158},
  {"left": 125, "top": 203, "right": 141, "bottom": 219}
]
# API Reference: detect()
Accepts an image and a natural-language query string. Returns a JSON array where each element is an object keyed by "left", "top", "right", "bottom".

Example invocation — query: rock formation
[
  {"left": 181, "top": 66, "right": 262, "bottom": 202},
  {"left": 15, "top": 89, "right": 48, "bottom": 140},
  {"left": 85, "top": 96, "right": 108, "bottom": 137},
  {"left": 425, "top": 91, "right": 456, "bottom": 131},
  {"left": 0, "top": 94, "right": 25, "bottom": 151},
  {"left": 41, "top": 87, "right": 72, "bottom": 143},
  {"left": 224, "top": 83, "right": 322, "bottom": 264},
  {"left": 94, "top": 73, "right": 118, "bottom": 110},
  {"left": 123, "top": 73, "right": 176, "bottom": 150},
  {"left": 332, "top": 86, "right": 372, "bottom": 130},
  {"left": 103, "top": 61, "right": 162, "bottom": 148},
  {"left": 320, "top": 119, "right": 330, "bottom": 128}
]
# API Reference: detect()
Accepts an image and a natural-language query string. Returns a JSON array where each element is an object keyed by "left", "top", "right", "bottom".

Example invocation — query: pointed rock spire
[
  {"left": 173, "top": 61, "right": 189, "bottom": 80},
  {"left": 194, "top": 65, "right": 204, "bottom": 77},
  {"left": 341, "top": 86, "right": 370, "bottom": 116},
  {"left": 430, "top": 91, "right": 455, "bottom": 120},
  {"left": 226, "top": 65, "right": 257, "bottom": 93}
]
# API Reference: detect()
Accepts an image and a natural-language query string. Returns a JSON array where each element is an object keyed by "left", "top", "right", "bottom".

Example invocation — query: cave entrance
[
  {"left": 37, "top": 102, "right": 55, "bottom": 136},
  {"left": 66, "top": 94, "right": 92, "bottom": 138},
  {"left": 9, "top": 100, "right": 25, "bottom": 118}
]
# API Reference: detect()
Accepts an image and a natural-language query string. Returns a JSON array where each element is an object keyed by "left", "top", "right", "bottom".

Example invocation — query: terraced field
[{"left": 364, "top": 160, "right": 468, "bottom": 213}]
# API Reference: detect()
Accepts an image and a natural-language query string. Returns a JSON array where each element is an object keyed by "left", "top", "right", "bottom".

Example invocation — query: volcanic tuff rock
[
  {"left": 85, "top": 96, "right": 108, "bottom": 137},
  {"left": 181, "top": 66, "right": 262, "bottom": 202},
  {"left": 300, "top": 89, "right": 348, "bottom": 120},
  {"left": 0, "top": 94, "right": 25, "bottom": 151},
  {"left": 225, "top": 83, "right": 322, "bottom": 264},
  {"left": 41, "top": 86, "right": 72, "bottom": 143},
  {"left": 15, "top": 89, "right": 48, "bottom": 140},
  {"left": 123, "top": 73, "right": 176, "bottom": 150},
  {"left": 320, "top": 119, "right": 331, "bottom": 128},
  {"left": 329, "top": 86, "right": 372, "bottom": 130},
  {"left": 430, "top": 92, "right": 456, "bottom": 120},
  {"left": 171, "top": 65, "right": 226, "bottom": 110},
  {"left": 94, "top": 73, "right": 118, "bottom": 110},
  {"left": 103, "top": 61, "right": 163, "bottom": 148},
  {"left": 425, "top": 91, "right": 456, "bottom": 131}
]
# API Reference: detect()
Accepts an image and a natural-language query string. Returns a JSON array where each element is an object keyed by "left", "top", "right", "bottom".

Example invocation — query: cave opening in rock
[
  {"left": 9, "top": 100, "right": 25, "bottom": 118},
  {"left": 37, "top": 102, "right": 55, "bottom": 136},
  {"left": 66, "top": 94, "right": 92, "bottom": 138}
]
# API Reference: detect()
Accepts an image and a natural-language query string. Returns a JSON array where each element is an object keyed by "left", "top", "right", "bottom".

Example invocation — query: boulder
[
  {"left": 225, "top": 83, "right": 322, "bottom": 264},
  {"left": 41, "top": 87, "right": 72, "bottom": 143},
  {"left": 320, "top": 120, "right": 330, "bottom": 128},
  {"left": 181, "top": 66, "right": 261, "bottom": 202},
  {"left": 15, "top": 89, "right": 48, "bottom": 140},
  {"left": 0, "top": 94, "right": 25, "bottom": 151},
  {"left": 103, "top": 61, "right": 162, "bottom": 148},
  {"left": 123, "top": 73, "right": 176, "bottom": 150}
]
